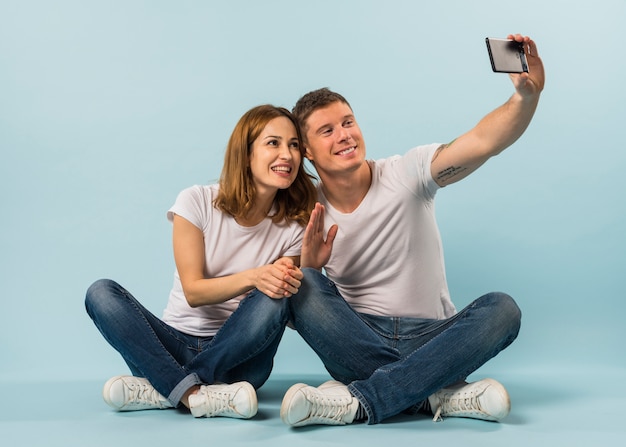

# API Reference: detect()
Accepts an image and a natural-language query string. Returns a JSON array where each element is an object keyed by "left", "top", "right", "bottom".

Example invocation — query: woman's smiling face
[{"left": 248, "top": 116, "right": 302, "bottom": 196}]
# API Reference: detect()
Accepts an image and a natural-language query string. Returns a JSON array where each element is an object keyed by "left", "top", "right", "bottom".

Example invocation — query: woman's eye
[{"left": 268, "top": 139, "right": 278, "bottom": 146}]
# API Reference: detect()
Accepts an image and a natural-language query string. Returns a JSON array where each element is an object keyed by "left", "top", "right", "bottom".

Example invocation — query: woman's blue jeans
[
  {"left": 289, "top": 268, "right": 522, "bottom": 424},
  {"left": 85, "top": 279, "right": 289, "bottom": 406}
]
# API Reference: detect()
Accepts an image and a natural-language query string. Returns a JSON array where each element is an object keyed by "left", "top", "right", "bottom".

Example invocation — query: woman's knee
[
  {"left": 237, "top": 291, "right": 290, "bottom": 330},
  {"left": 84, "top": 278, "right": 125, "bottom": 317}
]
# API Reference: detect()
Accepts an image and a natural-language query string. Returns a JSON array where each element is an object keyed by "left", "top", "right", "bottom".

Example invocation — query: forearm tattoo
[
  {"left": 432, "top": 141, "right": 468, "bottom": 183},
  {"left": 436, "top": 165, "right": 468, "bottom": 182}
]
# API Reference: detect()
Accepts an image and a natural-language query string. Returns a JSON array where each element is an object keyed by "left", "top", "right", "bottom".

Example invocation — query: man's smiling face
[{"left": 303, "top": 101, "right": 366, "bottom": 177}]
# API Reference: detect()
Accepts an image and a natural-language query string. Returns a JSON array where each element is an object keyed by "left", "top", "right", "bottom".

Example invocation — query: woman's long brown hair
[{"left": 213, "top": 105, "right": 317, "bottom": 227}]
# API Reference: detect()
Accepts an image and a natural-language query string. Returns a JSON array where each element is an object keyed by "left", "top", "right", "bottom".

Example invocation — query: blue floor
[{"left": 2, "top": 366, "right": 625, "bottom": 447}]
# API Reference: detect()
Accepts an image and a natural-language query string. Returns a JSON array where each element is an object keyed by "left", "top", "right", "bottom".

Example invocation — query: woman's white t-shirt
[{"left": 162, "top": 184, "right": 304, "bottom": 336}]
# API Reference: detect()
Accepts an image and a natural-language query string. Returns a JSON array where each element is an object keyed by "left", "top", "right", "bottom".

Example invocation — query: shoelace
[
  {"left": 127, "top": 382, "right": 164, "bottom": 408},
  {"left": 305, "top": 392, "right": 352, "bottom": 424},
  {"left": 432, "top": 392, "right": 483, "bottom": 422},
  {"left": 203, "top": 390, "right": 234, "bottom": 416}
]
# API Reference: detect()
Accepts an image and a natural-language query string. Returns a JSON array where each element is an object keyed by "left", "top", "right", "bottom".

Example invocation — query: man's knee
[
  {"left": 300, "top": 267, "right": 328, "bottom": 289},
  {"left": 488, "top": 292, "right": 522, "bottom": 339},
  {"left": 291, "top": 269, "right": 341, "bottom": 321}
]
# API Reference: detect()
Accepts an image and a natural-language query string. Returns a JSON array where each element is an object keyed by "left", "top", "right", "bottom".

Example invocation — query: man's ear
[{"left": 304, "top": 146, "right": 314, "bottom": 161}]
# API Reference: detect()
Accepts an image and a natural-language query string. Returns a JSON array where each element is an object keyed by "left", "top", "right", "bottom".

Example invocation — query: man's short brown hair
[{"left": 292, "top": 88, "right": 352, "bottom": 138}]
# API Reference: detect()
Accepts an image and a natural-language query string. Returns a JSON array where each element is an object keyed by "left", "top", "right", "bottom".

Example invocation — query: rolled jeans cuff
[{"left": 168, "top": 372, "right": 202, "bottom": 406}]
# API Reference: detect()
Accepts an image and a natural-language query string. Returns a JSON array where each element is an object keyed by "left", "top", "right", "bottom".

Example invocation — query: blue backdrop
[{"left": 1, "top": 0, "right": 624, "bottom": 382}]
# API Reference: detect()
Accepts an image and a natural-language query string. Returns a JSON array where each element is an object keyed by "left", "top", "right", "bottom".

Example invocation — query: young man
[{"left": 281, "top": 34, "right": 545, "bottom": 427}]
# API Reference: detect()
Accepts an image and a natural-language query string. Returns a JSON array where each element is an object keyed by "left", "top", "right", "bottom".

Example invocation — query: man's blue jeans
[
  {"left": 289, "top": 268, "right": 521, "bottom": 424},
  {"left": 85, "top": 279, "right": 289, "bottom": 406}
]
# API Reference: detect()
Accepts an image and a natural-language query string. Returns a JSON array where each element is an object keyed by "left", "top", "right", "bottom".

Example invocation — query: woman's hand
[{"left": 253, "top": 257, "right": 303, "bottom": 299}]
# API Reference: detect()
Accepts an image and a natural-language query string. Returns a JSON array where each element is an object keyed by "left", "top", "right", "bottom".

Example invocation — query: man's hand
[
  {"left": 430, "top": 33, "right": 545, "bottom": 187},
  {"left": 508, "top": 34, "right": 545, "bottom": 98},
  {"left": 301, "top": 203, "right": 338, "bottom": 270}
]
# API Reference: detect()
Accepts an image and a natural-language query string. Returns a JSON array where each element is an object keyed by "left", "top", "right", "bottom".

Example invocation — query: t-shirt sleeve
[
  {"left": 166, "top": 185, "right": 209, "bottom": 231},
  {"left": 391, "top": 143, "right": 441, "bottom": 200},
  {"left": 282, "top": 224, "right": 304, "bottom": 258}
]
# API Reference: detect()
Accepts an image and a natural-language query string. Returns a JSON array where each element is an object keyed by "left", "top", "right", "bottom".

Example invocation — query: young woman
[{"left": 85, "top": 105, "right": 317, "bottom": 419}]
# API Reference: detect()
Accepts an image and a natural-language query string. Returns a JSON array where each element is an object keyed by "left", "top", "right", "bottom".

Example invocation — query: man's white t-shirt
[
  {"left": 162, "top": 184, "right": 304, "bottom": 336},
  {"left": 319, "top": 143, "right": 457, "bottom": 319}
]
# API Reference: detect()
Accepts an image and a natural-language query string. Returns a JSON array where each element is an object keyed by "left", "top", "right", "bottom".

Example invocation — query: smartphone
[{"left": 485, "top": 38, "right": 528, "bottom": 73}]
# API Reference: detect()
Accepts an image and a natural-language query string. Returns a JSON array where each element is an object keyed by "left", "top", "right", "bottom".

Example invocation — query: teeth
[
  {"left": 337, "top": 147, "right": 355, "bottom": 156},
  {"left": 272, "top": 166, "right": 291, "bottom": 172}
]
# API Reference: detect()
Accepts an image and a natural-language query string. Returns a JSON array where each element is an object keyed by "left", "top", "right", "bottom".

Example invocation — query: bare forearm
[
  {"left": 182, "top": 260, "right": 301, "bottom": 306},
  {"left": 475, "top": 34, "right": 544, "bottom": 156},
  {"left": 472, "top": 91, "right": 540, "bottom": 157},
  {"left": 432, "top": 92, "right": 540, "bottom": 186},
  {"left": 431, "top": 34, "right": 544, "bottom": 187},
  {"left": 183, "top": 271, "right": 256, "bottom": 307}
]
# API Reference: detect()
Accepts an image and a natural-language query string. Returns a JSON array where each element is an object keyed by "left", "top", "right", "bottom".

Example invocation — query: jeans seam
[
  {"left": 117, "top": 288, "right": 192, "bottom": 381},
  {"left": 204, "top": 294, "right": 288, "bottom": 380}
]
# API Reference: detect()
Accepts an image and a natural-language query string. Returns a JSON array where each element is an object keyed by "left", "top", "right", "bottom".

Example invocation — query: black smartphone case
[{"left": 486, "top": 38, "right": 529, "bottom": 73}]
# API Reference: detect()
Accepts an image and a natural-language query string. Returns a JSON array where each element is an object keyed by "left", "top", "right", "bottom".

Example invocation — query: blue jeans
[
  {"left": 289, "top": 268, "right": 521, "bottom": 424},
  {"left": 85, "top": 279, "right": 289, "bottom": 406}
]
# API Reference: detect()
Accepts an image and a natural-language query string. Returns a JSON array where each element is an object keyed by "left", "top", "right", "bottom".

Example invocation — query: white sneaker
[
  {"left": 428, "top": 378, "right": 510, "bottom": 422},
  {"left": 280, "top": 380, "right": 359, "bottom": 427},
  {"left": 103, "top": 375, "right": 172, "bottom": 411},
  {"left": 188, "top": 382, "right": 257, "bottom": 419}
]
